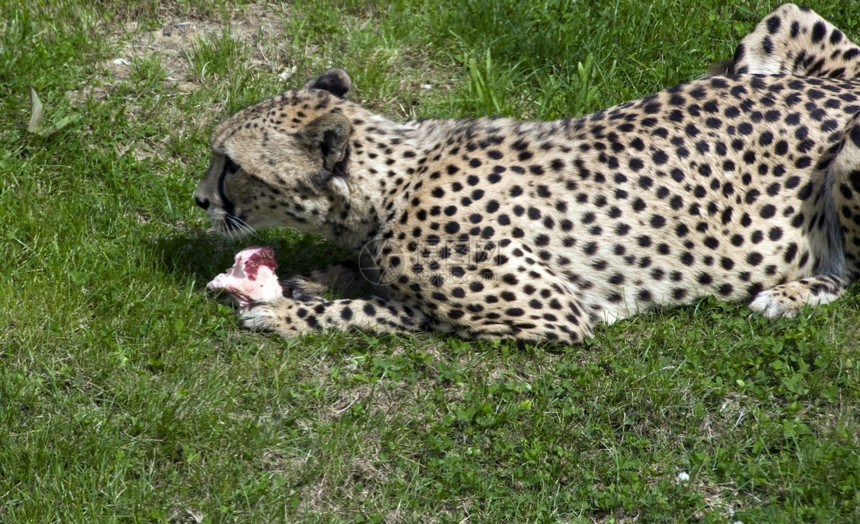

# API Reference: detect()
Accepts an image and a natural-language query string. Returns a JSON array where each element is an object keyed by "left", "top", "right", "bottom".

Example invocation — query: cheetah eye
[{"left": 224, "top": 155, "right": 241, "bottom": 176}]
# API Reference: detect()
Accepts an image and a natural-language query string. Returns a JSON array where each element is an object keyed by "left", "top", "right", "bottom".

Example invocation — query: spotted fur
[
  {"left": 194, "top": 4, "right": 860, "bottom": 344},
  {"left": 729, "top": 3, "right": 860, "bottom": 78}
]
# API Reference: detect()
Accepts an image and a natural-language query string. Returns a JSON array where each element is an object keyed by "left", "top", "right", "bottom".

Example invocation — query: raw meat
[{"left": 207, "top": 246, "right": 283, "bottom": 310}]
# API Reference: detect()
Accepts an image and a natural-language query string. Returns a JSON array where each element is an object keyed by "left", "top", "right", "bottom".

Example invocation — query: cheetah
[{"left": 194, "top": 4, "right": 860, "bottom": 345}]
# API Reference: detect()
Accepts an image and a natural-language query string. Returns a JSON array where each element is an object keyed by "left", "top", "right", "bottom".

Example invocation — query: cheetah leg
[
  {"left": 727, "top": 3, "right": 860, "bottom": 79},
  {"left": 449, "top": 266, "right": 596, "bottom": 344},
  {"left": 461, "top": 312, "right": 595, "bottom": 346},
  {"left": 239, "top": 295, "right": 430, "bottom": 338},
  {"left": 748, "top": 274, "right": 847, "bottom": 318},
  {"left": 833, "top": 112, "right": 860, "bottom": 277},
  {"left": 749, "top": 112, "right": 860, "bottom": 318},
  {"left": 281, "top": 259, "right": 373, "bottom": 301}
]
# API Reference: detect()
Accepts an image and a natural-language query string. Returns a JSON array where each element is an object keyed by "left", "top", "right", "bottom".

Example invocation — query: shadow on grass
[{"left": 147, "top": 229, "right": 350, "bottom": 290}]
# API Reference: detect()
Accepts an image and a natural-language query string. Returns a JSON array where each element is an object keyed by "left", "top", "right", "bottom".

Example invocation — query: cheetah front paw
[{"left": 239, "top": 298, "right": 307, "bottom": 338}]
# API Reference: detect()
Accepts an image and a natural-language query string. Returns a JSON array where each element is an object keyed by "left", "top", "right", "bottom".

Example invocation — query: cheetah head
[{"left": 193, "top": 69, "right": 356, "bottom": 238}]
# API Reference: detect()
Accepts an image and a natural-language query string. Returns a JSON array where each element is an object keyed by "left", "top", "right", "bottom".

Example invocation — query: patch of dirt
[
  {"left": 65, "top": 2, "right": 301, "bottom": 170},
  {"left": 694, "top": 481, "right": 744, "bottom": 521},
  {"left": 68, "top": 2, "right": 292, "bottom": 104}
]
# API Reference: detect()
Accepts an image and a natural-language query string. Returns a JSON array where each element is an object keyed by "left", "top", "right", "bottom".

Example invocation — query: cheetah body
[{"left": 194, "top": 4, "right": 860, "bottom": 344}]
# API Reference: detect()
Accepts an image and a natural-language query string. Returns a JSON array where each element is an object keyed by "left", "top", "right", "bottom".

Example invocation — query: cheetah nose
[{"left": 194, "top": 195, "right": 210, "bottom": 210}]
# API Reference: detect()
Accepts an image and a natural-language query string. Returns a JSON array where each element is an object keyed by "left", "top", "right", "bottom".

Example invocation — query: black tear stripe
[
  {"left": 219, "top": 156, "right": 238, "bottom": 216},
  {"left": 224, "top": 155, "right": 240, "bottom": 175}
]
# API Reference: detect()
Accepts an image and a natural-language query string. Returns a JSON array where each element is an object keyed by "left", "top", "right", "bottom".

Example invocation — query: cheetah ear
[
  {"left": 304, "top": 68, "right": 351, "bottom": 99},
  {"left": 300, "top": 113, "right": 352, "bottom": 197},
  {"left": 301, "top": 113, "right": 351, "bottom": 171}
]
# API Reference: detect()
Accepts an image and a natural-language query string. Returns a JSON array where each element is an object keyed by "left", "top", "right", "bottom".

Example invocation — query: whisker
[{"left": 226, "top": 215, "right": 258, "bottom": 240}]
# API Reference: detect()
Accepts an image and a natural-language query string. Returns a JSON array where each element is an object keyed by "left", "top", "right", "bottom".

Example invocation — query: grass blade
[{"left": 27, "top": 86, "right": 44, "bottom": 134}]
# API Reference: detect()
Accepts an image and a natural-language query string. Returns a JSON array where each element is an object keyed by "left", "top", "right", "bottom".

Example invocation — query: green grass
[{"left": 2, "top": 0, "right": 859, "bottom": 522}]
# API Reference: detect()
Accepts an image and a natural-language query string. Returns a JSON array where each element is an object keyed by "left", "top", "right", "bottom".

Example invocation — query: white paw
[
  {"left": 238, "top": 299, "right": 300, "bottom": 336},
  {"left": 748, "top": 289, "right": 801, "bottom": 318},
  {"left": 239, "top": 303, "right": 278, "bottom": 331},
  {"left": 748, "top": 282, "right": 840, "bottom": 319}
]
